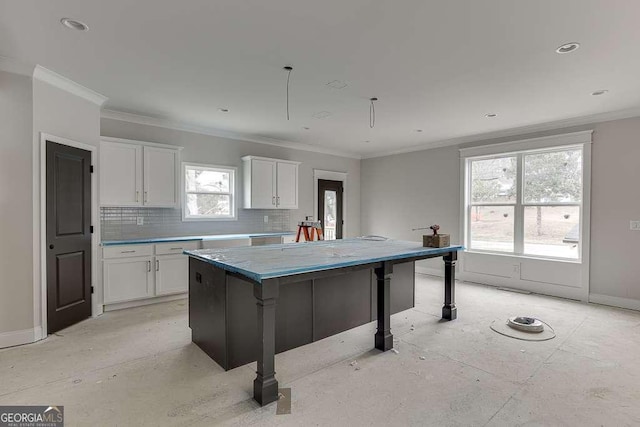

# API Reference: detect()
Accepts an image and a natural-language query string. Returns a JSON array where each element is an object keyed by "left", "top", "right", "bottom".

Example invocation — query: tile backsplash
[{"left": 101, "top": 207, "right": 291, "bottom": 241}]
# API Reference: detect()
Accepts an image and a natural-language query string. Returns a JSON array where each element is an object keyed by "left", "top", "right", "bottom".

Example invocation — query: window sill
[
  {"left": 182, "top": 216, "right": 238, "bottom": 222},
  {"left": 464, "top": 249, "right": 582, "bottom": 264}
]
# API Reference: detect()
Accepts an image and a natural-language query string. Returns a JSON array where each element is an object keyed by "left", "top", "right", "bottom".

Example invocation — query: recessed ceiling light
[
  {"left": 218, "top": 108, "right": 229, "bottom": 113},
  {"left": 312, "top": 111, "right": 332, "bottom": 119},
  {"left": 326, "top": 80, "right": 348, "bottom": 90},
  {"left": 415, "top": 129, "right": 423, "bottom": 133},
  {"left": 486, "top": 113, "right": 497, "bottom": 118},
  {"left": 555, "top": 42, "right": 580, "bottom": 54},
  {"left": 364, "top": 140, "right": 371, "bottom": 144},
  {"left": 591, "top": 90, "right": 608, "bottom": 96},
  {"left": 60, "top": 18, "right": 89, "bottom": 31},
  {"left": 302, "top": 126, "right": 310, "bottom": 130}
]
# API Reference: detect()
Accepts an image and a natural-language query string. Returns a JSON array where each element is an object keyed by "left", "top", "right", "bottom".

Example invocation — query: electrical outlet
[
  {"left": 136, "top": 217, "right": 144, "bottom": 226},
  {"left": 631, "top": 221, "right": 640, "bottom": 231},
  {"left": 264, "top": 215, "right": 269, "bottom": 224}
]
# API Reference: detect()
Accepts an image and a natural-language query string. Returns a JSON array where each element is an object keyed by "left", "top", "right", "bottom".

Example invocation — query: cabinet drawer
[
  {"left": 155, "top": 240, "right": 200, "bottom": 255},
  {"left": 103, "top": 244, "right": 153, "bottom": 259},
  {"left": 201, "top": 238, "right": 251, "bottom": 249}
]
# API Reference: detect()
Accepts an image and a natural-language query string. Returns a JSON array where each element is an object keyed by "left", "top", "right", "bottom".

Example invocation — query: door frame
[
  {"left": 37, "top": 133, "right": 100, "bottom": 339},
  {"left": 313, "top": 169, "right": 347, "bottom": 237}
]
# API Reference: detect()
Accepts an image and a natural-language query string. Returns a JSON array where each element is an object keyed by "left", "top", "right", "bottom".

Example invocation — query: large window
[
  {"left": 466, "top": 146, "right": 583, "bottom": 260},
  {"left": 183, "top": 163, "right": 236, "bottom": 220}
]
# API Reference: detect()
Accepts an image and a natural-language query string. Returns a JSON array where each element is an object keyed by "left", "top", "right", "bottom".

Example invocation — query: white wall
[
  {"left": 0, "top": 70, "right": 34, "bottom": 337},
  {"left": 361, "top": 145, "right": 461, "bottom": 273},
  {"left": 100, "top": 118, "right": 361, "bottom": 237},
  {"left": 361, "top": 117, "right": 640, "bottom": 307}
]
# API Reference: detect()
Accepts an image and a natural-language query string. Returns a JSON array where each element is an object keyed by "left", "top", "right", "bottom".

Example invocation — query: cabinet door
[
  {"left": 100, "top": 142, "right": 142, "bottom": 206},
  {"left": 155, "top": 255, "right": 188, "bottom": 295},
  {"left": 143, "top": 146, "right": 179, "bottom": 207},
  {"left": 276, "top": 162, "right": 298, "bottom": 209},
  {"left": 103, "top": 257, "right": 153, "bottom": 304},
  {"left": 250, "top": 159, "right": 276, "bottom": 208}
]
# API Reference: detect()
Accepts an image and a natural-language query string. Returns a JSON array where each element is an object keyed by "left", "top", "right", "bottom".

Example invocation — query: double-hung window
[
  {"left": 466, "top": 143, "right": 584, "bottom": 260},
  {"left": 183, "top": 163, "right": 236, "bottom": 220}
]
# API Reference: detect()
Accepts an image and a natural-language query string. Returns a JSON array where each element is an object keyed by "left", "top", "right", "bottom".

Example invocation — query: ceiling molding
[
  {"left": 0, "top": 55, "right": 34, "bottom": 76},
  {"left": 33, "top": 65, "right": 108, "bottom": 106},
  {"left": 101, "top": 109, "right": 362, "bottom": 159},
  {"left": 362, "top": 107, "right": 640, "bottom": 159}
]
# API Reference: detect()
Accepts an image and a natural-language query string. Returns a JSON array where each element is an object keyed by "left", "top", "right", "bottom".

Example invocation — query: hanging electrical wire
[
  {"left": 284, "top": 66, "right": 293, "bottom": 120},
  {"left": 369, "top": 97, "right": 378, "bottom": 128}
]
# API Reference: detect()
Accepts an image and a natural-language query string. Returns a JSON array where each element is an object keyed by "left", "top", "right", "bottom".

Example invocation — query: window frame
[
  {"left": 463, "top": 136, "right": 589, "bottom": 262},
  {"left": 182, "top": 162, "right": 237, "bottom": 221}
]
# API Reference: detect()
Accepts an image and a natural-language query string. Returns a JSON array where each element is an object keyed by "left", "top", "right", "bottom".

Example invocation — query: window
[
  {"left": 183, "top": 163, "right": 236, "bottom": 220},
  {"left": 466, "top": 146, "right": 583, "bottom": 260}
]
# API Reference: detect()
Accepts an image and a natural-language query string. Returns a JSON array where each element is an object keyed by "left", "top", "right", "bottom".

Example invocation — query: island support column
[
  {"left": 253, "top": 279, "right": 279, "bottom": 406},
  {"left": 442, "top": 251, "right": 457, "bottom": 320},
  {"left": 374, "top": 262, "right": 394, "bottom": 351}
]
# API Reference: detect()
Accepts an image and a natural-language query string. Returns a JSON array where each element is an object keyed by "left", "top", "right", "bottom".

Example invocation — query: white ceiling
[{"left": 2, "top": 0, "right": 640, "bottom": 157}]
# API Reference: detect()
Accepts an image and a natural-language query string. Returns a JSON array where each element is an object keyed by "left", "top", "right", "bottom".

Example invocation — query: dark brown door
[
  {"left": 46, "top": 141, "right": 92, "bottom": 334},
  {"left": 318, "top": 179, "right": 343, "bottom": 240}
]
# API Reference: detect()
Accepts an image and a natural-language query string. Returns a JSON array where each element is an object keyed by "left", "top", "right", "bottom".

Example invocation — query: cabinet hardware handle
[
  {"left": 121, "top": 250, "right": 136, "bottom": 253},
  {"left": 144, "top": 191, "right": 148, "bottom": 203},
  {"left": 136, "top": 191, "right": 139, "bottom": 202},
  {"left": 272, "top": 196, "right": 275, "bottom": 205},
  {"left": 170, "top": 247, "right": 183, "bottom": 250},
  {"left": 156, "top": 260, "right": 159, "bottom": 271},
  {"left": 276, "top": 196, "right": 280, "bottom": 205},
  {"left": 147, "top": 260, "right": 151, "bottom": 272}
]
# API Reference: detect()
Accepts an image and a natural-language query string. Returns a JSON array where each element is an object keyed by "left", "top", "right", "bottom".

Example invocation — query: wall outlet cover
[
  {"left": 631, "top": 221, "right": 640, "bottom": 231},
  {"left": 136, "top": 217, "right": 144, "bottom": 226},
  {"left": 264, "top": 215, "right": 269, "bottom": 224}
]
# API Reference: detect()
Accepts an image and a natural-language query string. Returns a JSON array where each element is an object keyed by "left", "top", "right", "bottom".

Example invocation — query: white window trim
[
  {"left": 182, "top": 162, "right": 238, "bottom": 221},
  {"left": 460, "top": 131, "right": 592, "bottom": 264}
]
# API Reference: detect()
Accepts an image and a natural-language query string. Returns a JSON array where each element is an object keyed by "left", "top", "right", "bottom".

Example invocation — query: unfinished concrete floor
[{"left": 2, "top": 275, "right": 640, "bottom": 426}]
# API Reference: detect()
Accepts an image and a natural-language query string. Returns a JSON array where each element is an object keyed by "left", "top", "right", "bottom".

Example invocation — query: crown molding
[
  {"left": 101, "top": 109, "right": 362, "bottom": 159},
  {"left": 0, "top": 55, "right": 35, "bottom": 76},
  {"left": 362, "top": 106, "right": 640, "bottom": 159},
  {"left": 33, "top": 65, "right": 108, "bottom": 106}
]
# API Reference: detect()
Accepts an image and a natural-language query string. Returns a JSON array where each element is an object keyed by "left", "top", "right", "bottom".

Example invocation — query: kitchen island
[{"left": 185, "top": 238, "right": 463, "bottom": 405}]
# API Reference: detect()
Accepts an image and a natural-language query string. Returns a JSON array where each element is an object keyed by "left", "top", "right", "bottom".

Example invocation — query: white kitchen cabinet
[
  {"left": 100, "top": 141, "right": 143, "bottom": 206},
  {"left": 103, "top": 256, "right": 154, "bottom": 304},
  {"left": 100, "top": 138, "right": 181, "bottom": 208},
  {"left": 155, "top": 254, "right": 189, "bottom": 296},
  {"left": 242, "top": 156, "right": 299, "bottom": 209}
]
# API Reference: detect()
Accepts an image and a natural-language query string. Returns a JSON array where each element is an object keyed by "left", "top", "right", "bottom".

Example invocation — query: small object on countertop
[{"left": 423, "top": 224, "right": 450, "bottom": 248}]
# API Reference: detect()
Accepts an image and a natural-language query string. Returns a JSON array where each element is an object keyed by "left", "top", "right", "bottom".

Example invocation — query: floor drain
[{"left": 507, "top": 316, "right": 544, "bottom": 333}]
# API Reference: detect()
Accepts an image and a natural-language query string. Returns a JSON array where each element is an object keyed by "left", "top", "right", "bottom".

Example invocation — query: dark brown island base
[{"left": 186, "top": 238, "right": 464, "bottom": 406}]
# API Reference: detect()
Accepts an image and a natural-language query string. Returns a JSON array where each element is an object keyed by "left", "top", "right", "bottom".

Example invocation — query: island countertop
[
  {"left": 184, "top": 237, "right": 464, "bottom": 282},
  {"left": 101, "top": 231, "right": 295, "bottom": 246}
]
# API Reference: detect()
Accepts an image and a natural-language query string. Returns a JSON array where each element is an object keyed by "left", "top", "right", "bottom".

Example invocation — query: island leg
[
  {"left": 442, "top": 251, "right": 457, "bottom": 320},
  {"left": 253, "top": 279, "right": 279, "bottom": 406},
  {"left": 374, "top": 262, "right": 394, "bottom": 351}
]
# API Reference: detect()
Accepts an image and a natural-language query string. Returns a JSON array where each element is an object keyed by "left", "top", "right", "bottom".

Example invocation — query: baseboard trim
[
  {"left": 415, "top": 266, "right": 444, "bottom": 277},
  {"left": 589, "top": 294, "right": 640, "bottom": 312},
  {"left": 0, "top": 326, "right": 43, "bottom": 349},
  {"left": 104, "top": 293, "right": 187, "bottom": 312}
]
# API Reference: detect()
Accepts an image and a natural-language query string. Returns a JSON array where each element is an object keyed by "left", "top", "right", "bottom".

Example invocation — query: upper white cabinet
[
  {"left": 100, "top": 138, "right": 181, "bottom": 208},
  {"left": 242, "top": 156, "right": 300, "bottom": 209}
]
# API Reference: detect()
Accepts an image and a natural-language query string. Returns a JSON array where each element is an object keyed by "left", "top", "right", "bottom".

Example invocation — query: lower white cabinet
[
  {"left": 103, "top": 256, "right": 154, "bottom": 304},
  {"left": 155, "top": 254, "right": 189, "bottom": 296}
]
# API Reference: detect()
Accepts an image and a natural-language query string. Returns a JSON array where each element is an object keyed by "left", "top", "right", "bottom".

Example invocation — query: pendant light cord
[
  {"left": 285, "top": 66, "right": 293, "bottom": 121},
  {"left": 370, "top": 97, "right": 378, "bottom": 128}
]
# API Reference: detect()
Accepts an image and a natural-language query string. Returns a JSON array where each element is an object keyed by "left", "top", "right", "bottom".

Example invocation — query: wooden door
[
  {"left": 103, "top": 257, "right": 154, "bottom": 303},
  {"left": 46, "top": 141, "right": 92, "bottom": 333},
  {"left": 156, "top": 255, "right": 188, "bottom": 295},
  {"left": 143, "top": 146, "right": 178, "bottom": 207},
  {"left": 318, "top": 179, "right": 343, "bottom": 240},
  {"left": 276, "top": 162, "right": 298, "bottom": 208}
]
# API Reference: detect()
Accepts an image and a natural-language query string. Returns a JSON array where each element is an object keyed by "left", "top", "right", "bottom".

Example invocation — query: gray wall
[
  {"left": 590, "top": 117, "right": 640, "bottom": 300},
  {"left": 100, "top": 118, "right": 362, "bottom": 237},
  {"left": 0, "top": 70, "right": 34, "bottom": 334},
  {"left": 361, "top": 145, "right": 461, "bottom": 272},
  {"left": 361, "top": 117, "right": 640, "bottom": 303}
]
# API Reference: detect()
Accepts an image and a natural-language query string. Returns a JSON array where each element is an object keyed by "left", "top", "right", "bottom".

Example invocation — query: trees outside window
[{"left": 183, "top": 163, "right": 236, "bottom": 220}]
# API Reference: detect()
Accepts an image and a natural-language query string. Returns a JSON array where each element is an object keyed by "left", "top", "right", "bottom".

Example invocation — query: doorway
[
  {"left": 318, "top": 179, "right": 343, "bottom": 240},
  {"left": 46, "top": 140, "right": 92, "bottom": 333}
]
